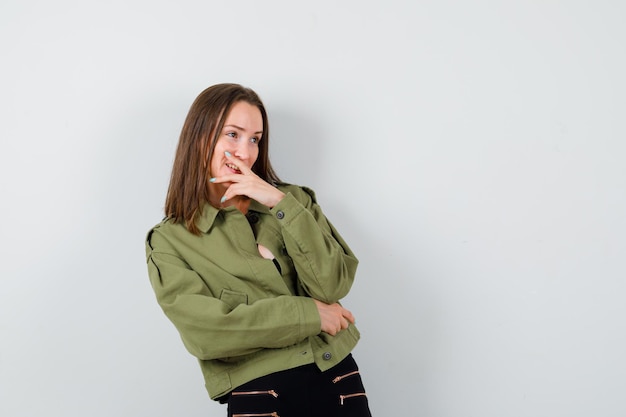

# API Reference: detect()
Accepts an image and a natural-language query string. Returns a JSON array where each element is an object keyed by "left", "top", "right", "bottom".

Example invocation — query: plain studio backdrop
[{"left": 1, "top": 1, "right": 625, "bottom": 416}]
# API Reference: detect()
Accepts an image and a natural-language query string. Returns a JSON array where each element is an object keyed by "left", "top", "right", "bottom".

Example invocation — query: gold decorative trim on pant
[
  {"left": 231, "top": 390, "right": 279, "bottom": 398},
  {"left": 332, "top": 370, "right": 360, "bottom": 383},
  {"left": 339, "top": 392, "right": 367, "bottom": 405}
]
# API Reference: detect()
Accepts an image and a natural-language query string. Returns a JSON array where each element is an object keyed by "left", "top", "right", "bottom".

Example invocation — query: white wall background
[{"left": 1, "top": 1, "right": 625, "bottom": 416}]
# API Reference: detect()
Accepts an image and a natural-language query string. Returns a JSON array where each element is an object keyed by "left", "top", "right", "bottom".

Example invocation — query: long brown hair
[{"left": 165, "top": 83, "right": 280, "bottom": 234}]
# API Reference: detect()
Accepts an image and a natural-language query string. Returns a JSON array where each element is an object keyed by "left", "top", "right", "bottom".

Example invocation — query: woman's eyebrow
[{"left": 224, "top": 124, "right": 263, "bottom": 134}]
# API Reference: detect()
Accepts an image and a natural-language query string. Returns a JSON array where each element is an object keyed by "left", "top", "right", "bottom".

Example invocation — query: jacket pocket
[{"left": 220, "top": 289, "right": 248, "bottom": 310}]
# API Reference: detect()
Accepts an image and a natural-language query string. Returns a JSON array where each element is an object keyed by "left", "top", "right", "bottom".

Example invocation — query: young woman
[{"left": 146, "top": 83, "right": 372, "bottom": 417}]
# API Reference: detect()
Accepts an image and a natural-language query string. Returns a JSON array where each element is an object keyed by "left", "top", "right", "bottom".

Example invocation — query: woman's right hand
[
  {"left": 211, "top": 151, "right": 285, "bottom": 208},
  {"left": 313, "top": 299, "right": 355, "bottom": 336}
]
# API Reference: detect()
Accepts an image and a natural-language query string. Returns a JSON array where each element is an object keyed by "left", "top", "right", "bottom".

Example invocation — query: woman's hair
[{"left": 165, "top": 83, "right": 280, "bottom": 234}]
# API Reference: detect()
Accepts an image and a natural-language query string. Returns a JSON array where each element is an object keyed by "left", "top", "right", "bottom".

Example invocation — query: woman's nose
[{"left": 233, "top": 140, "right": 249, "bottom": 159}]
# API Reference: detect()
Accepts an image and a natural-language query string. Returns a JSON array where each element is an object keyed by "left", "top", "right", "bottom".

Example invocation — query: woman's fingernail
[
  {"left": 220, "top": 196, "right": 226, "bottom": 203},
  {"left": 225, "top": 151, "right": 232, "bottom": 157},
  {"left": 209, "top": 177, "right": 216, "bottom": 183}
]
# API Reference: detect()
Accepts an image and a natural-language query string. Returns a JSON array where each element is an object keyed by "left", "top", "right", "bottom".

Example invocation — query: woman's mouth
[{"left": 226, "top": 162, "right": 241, "bottom": 174}]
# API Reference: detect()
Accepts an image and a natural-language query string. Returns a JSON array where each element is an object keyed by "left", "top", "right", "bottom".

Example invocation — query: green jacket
[{"left": 145, "top": 184, "right": 360, "bottom": 400}]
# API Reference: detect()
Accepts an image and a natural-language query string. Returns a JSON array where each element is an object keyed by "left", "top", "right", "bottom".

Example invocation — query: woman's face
[{"left": 209, "top": 100, "right": 263, "bottom": 193}]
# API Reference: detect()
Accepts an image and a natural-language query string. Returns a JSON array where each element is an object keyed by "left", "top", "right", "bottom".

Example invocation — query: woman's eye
[
  {"left": 226, "top": 132, "right": 236, "bottom": 138},
  {"left": 250, "top": 137, "right": 259, "bottom": 144}
]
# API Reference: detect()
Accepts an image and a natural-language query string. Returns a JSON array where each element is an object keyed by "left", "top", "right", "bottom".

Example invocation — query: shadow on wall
[
  {"left": 269, "top": 105, "right": 437, "bottom": 414},
  {"left": 337, "top": 211, "right": 436, "bottom": 415},
  {"left": 267, "top": 108, "right": 323, "bottom": 188}
]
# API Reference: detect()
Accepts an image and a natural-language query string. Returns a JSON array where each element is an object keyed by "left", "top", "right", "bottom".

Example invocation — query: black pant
[{"left": 227, "top": 354, "right": 372, "bottom": 417}]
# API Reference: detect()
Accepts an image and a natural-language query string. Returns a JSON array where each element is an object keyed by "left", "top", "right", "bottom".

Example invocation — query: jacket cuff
[
  {"left": 270, "top": 192, "right": 305, "bottom": 225},
  {"left": 297, "top": 297, "right": 321, "bottom": 338}
]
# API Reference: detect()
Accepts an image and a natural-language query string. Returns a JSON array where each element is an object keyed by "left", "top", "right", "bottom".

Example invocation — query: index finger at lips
[{"left": 225, "top": 152, "right": 253, "bottom": 175}]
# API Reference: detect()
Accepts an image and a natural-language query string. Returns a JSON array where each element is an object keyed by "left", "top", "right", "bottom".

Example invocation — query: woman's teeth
[{"left": 226, "top": 163, "right": 241, "bottom": 172}]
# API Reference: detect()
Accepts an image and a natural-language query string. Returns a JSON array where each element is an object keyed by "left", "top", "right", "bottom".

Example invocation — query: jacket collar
[{"left": 195, "top": 199, "right": 271, "bottom": 233}]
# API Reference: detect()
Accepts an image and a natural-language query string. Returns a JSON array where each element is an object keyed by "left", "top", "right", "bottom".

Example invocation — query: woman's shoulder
[{"left": 145, "top": 217, "right": 190, "bottom": 253}]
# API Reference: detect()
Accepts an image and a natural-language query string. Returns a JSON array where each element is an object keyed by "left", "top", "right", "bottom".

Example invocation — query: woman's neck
[
  {"left": 210, "top": 195, "right": 251, "bottom": 214},
  {"left": 232, "top": 197, "right": 252, "bottom": 214}
]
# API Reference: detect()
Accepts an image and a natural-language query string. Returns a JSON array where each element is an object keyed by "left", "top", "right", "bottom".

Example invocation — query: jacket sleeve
[
  {"left": 146, "top": 230, "right": 322, "bottom": 361},
  {"left": 270, "top": 186, "right": 359, "bottom": 304}
]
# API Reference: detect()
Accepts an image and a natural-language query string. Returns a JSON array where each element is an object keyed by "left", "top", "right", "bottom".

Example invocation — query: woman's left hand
[{"left": 211, "top": 152, "right": 285, "bottom": 208}]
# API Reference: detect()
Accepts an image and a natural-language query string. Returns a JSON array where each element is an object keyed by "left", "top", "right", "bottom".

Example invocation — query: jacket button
[
  {"left": 323, "top": 352, "right": 332, "bottom": 360},
  {"left": 276, "top": 210, "right": 285, "bottom": 220}
]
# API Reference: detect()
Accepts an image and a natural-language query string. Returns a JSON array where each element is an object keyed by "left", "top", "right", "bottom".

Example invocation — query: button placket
[{"left": 247, "top": 212, "right": 259, "bottom": 224}]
